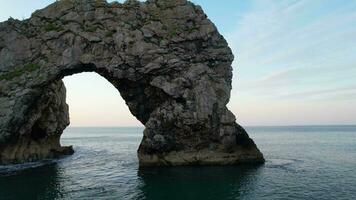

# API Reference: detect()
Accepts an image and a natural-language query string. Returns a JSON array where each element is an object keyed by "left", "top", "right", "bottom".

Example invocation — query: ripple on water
[{"left": 1, "top": 127, "right": 356, "bottom": 200}]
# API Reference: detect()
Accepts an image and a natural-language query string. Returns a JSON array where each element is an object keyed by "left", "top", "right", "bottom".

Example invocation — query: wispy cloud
[
  {"left": 227, "top": 0, "right": 356, "bottom": 102},
  {"left": 279, "top": 85, "right": 356, "bottom": 100}
]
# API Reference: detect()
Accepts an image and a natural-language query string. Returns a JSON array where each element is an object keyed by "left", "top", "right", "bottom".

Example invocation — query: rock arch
[{"left": 0, "top": 0, "right": 264, "bottom": 166}]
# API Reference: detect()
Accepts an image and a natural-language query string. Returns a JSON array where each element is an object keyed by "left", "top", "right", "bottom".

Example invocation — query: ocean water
[{"left": 0, "top": 126, "right": 356, "bottom": 200}]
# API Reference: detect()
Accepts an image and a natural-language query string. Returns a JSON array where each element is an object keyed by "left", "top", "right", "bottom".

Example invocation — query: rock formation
[{"left": 0, "top": 0, "right": 264, "bottom": 166}]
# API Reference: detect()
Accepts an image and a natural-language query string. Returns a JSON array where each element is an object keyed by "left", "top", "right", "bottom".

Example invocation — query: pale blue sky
[{"left": 1, "top": 0, "right": 355, "bottom": 126}]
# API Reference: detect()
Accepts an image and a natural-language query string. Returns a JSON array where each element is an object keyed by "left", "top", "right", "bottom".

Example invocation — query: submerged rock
[{"left": 0, "top": 0, "right": 264, "bottom": 166}]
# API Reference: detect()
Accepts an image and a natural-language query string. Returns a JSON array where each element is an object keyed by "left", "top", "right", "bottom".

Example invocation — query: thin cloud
[
  {"left": 279, "top": 86, "right": 356, "bottom": 100},
  {"left": 227, "top": 0, "right": 356, "bottom": 102}
]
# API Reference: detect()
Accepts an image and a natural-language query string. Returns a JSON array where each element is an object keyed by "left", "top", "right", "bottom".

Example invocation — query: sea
[{"left": 0, "top": 126, "right": 355, "bottom": 200}]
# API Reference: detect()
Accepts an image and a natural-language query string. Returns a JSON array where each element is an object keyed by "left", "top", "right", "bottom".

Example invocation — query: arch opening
[{"left": 62, "top": 72, "right": 142, "bottom": 127}]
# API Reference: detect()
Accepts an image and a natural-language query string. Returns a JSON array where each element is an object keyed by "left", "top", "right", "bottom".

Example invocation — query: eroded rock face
[{"left": 0, "top": 0, "right": 264, "bottom": 166}]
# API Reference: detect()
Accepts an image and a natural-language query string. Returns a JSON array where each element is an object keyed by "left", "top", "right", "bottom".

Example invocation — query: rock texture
[{"left": 0, "top": 0, "right": 264, "bottom": 166}]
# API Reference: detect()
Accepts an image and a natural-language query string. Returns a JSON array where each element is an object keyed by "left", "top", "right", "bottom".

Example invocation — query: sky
[{"left": 1, "top": 0, "right": 355, "bottom": 126}]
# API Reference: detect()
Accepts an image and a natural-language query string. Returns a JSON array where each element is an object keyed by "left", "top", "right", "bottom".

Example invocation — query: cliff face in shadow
[{"left": 0, "top": 0, "right": 264, "bottom": 166}]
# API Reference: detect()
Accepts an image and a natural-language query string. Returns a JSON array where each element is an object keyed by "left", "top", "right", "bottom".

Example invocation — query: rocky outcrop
[{"left": 0, "top": 0, "right": 264, "bottom": 166}]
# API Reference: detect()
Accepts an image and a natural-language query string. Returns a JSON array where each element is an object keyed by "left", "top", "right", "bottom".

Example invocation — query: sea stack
[{"left": 0, "top": 0, "right": 264, "bottom": 166}]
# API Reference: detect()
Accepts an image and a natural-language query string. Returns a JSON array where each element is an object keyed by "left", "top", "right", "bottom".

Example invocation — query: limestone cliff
[{"left": 0, "top": 0, "right": 264, "bottom": 166}]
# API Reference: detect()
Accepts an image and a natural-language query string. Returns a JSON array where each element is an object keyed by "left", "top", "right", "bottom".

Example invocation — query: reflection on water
[
  {"left": 136, "top": 165, "right": 262, "bottom": 200},
  {"left": 0, "top": 161, "right": 263, "bottom": 200},
  {"left": 0, "top": 163, "right": 62, "bottom": 199}
]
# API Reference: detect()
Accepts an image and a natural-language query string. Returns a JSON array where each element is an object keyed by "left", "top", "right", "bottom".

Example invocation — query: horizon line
[{"left": 67, "top": 124, "right": 356, "bottom": 128}]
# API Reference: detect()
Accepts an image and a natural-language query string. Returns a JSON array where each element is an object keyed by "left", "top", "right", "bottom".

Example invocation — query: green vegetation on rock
[
  {"left": 84, "top": 25, "right": 98, "bottom": 32},
  {"left": 169, "top": 28, "right": 178, "bottom": 37},
  {"left": 0, "top": 63, "right": 40, "bottom": 81},
  {"left": 44, "top": 22, "right": 62, "bottom": 32},
  {"left": 105, "top": 30, "right": 116, "bottom": 38}
]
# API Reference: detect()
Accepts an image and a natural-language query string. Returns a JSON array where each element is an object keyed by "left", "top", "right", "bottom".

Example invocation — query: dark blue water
[{"left": 1, "top": 126, "right": 356, "bottom": 200}]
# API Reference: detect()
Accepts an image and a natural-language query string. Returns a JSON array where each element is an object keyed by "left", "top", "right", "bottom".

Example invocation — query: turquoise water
[{"left": 1, "top": 126, "right": 356, "bottom": 200}]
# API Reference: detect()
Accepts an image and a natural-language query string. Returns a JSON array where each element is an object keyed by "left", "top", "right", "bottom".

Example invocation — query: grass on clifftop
[{"left": 0, "top": 63, "right": 40, "bottom": 81}]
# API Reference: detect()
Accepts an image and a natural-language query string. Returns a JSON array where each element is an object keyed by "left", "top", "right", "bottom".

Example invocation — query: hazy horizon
[
  {"left": 65, "top": 124, "right": 356, "bottom": 128},
  {"left": 1, "top": 0, "right": 355, "bottom": 126}
]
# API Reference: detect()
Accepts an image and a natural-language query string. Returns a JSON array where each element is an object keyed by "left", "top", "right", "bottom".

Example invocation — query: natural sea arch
[{"left": 0, "top": 0, "right": 264, "bottom": 166}]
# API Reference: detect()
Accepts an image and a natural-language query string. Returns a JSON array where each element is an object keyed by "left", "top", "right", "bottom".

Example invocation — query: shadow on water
[
  {"left": 136, "top": 165, "right": 264, "bottom": 200},
  {"left": 0, "top": 160, "right": 264, "bottom": 200},
  {"left": 0, "top": 163, "right": 62, "bottom": 200}
]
